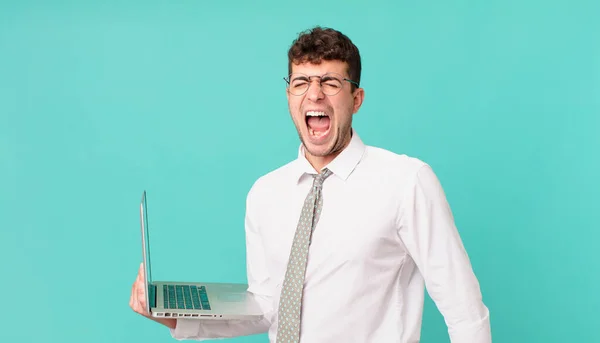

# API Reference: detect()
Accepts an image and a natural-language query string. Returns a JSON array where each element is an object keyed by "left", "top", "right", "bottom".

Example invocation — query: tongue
[{"left": 307, "top": 116, "right": 330, "bottom": 132}]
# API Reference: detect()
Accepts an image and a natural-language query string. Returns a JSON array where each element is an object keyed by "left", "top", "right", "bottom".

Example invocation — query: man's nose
[{"left": 306, "top": 79, "right": 325, "bottom": 101}]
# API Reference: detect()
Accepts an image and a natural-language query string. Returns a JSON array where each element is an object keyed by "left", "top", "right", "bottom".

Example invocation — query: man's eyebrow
[
  {"left": 321, "top": 75, "right": 338, "bottom": 81},
  {"left": 292, "top": 75, "right": 309, "bottom": 81}
]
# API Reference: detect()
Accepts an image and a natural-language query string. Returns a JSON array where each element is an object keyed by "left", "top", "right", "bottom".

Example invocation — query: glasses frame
[{"left": 283, "top": 72, "right": 360, "bottom": 96}]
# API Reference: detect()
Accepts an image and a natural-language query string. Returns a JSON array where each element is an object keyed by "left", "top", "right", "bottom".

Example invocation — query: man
[{"left": 130, "top": 26, "right": 491, "bottom": 342}]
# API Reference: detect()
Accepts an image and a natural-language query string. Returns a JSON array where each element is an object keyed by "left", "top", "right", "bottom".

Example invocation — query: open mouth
[{"left": 305, "top": 111, "right": 331, "bottom": 139}]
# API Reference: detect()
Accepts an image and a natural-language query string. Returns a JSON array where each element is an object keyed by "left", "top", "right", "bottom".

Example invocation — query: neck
[{"left": 305, "top": 153, "right": 337, "bottom": 173}]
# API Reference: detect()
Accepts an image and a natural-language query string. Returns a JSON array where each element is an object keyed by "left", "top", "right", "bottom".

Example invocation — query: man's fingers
[
  {"left": 138, "top": 292, "right": 145, "bottom": 309},
  {"left": 136, "top": 263, "right": 143, "bottom": 282},
  {"left": 130, "top": 278, "right": 137, "bottom": 309},
  {"left": 131, "top": 283, "right": 139, "bottom": 312},
  {"left": 139, "top": 300, "right": 146, "bottom": 313},
  {"left": 129, "top": 263, "right": 151, "bottom": 317},
  {"left": 130, "top": 263, "right": 145, "bottom": 314},
  {"left": 133, "top": 288, "right": 146, "bottom": 315},
  {"left": 131, "top": 269, "right": 140, "bottom": 311},
  {"left": 129, "top": 287, "right": 134, "bottom": 308}
]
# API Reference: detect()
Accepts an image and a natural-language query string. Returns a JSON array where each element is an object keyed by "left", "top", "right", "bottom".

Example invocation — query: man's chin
[{"left": 303, "top": 142, "right": 335, "bottom": 158}]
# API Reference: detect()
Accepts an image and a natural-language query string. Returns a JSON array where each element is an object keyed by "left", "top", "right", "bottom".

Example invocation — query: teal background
[{"left": 1, "top": 1, "right": 598, "bottom": 342}]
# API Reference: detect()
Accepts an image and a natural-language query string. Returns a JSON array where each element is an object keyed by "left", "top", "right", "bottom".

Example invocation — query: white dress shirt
[{"left": 170, "top": 130, "right": 491, "bottom": 342}]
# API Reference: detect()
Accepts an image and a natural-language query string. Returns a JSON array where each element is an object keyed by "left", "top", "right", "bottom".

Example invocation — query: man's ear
[{"left": 353, "top": 88, "right": 365, "bottom": 114}]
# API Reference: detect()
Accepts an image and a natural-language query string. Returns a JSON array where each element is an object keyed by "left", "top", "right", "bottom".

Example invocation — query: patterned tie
[{"left": 276, "top": 168, "right": 333, "bottom": 343}]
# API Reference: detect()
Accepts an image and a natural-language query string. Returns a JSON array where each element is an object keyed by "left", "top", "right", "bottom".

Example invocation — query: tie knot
[{"left": 313, "top": 168, "right": 332, "bottom": 188}]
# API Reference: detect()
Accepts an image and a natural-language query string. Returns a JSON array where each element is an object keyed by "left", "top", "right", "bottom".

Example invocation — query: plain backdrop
[{"left": 1, "top": 1, "right": 599, "bottom": 342}]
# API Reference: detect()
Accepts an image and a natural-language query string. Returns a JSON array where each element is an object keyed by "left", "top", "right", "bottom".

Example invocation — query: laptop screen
[{"left": 140, "top": 190, "right": 154, "bottom": 311}]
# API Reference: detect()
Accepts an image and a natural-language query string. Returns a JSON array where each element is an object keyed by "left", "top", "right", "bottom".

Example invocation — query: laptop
[{"left": 139, "top": 190, "right": 264, "bottom": 320}]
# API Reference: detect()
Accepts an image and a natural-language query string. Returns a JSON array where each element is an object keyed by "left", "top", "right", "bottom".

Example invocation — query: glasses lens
[
  {"left": 320, "top": 73, "right": 343, "bottom": 95},
  {"left": 288, "top": 73, "right": 309, "bottom": 95},
  {"left": 285, "top": 73, "right": 345, "bottom": 96}
]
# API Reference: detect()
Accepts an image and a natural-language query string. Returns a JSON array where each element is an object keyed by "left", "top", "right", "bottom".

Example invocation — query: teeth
[
  {"left": 306, "top": 111, "right": 327, "bottom": 117},
  {"left": 309, "top": 128, "right": 327, "bottom": 137}
]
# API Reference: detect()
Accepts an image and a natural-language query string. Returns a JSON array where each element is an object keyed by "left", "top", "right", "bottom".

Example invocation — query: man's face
[{"left": 286, "top": 60, "right": 364, "bottom": 162}]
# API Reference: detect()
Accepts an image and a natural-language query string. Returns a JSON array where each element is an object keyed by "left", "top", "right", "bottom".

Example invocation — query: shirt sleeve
[
  {"left": 169, "top": 181, "right": 275, "bottom": 340},
  {"left": 397, "top": 164, "right": 492, "bottom": 343}
]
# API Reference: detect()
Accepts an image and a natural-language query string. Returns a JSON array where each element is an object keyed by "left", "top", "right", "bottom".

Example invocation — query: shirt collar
[{"left": 294, "top": 129, "right": 366, "bottom": 183}]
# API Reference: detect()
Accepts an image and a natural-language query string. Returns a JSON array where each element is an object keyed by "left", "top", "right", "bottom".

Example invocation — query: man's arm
[
  {"left": 130, "top": 183, "right": 275, "bottom": 340},
  {"left": 396, "top": 164, "right": 492, "bottom": 343},
  {"left": 169, "top": 183, "right": 275, "bottom": 340}
]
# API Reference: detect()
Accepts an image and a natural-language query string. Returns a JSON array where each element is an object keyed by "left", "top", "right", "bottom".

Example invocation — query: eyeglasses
[{"left": 283, "top": 72, "right": 359, "bottom": 96}]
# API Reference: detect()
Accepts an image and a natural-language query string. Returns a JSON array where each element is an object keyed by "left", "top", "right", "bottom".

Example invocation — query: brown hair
[{"left": 287, "top": 26, "right": 361, "bottom": 90}]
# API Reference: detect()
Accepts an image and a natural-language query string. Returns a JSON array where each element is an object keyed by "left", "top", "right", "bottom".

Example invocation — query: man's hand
[{"left": 130, "top": 263, "right": 177, "bottom": 329}]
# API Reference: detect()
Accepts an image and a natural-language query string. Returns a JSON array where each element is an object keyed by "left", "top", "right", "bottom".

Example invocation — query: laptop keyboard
[{"left": 163, "top": 285, "right": 211, "bottom": 310}]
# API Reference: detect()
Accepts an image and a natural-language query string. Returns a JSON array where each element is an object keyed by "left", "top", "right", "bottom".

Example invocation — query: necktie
[{"left": 276, "top": 168, "right": 333, "bottom": 342}]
